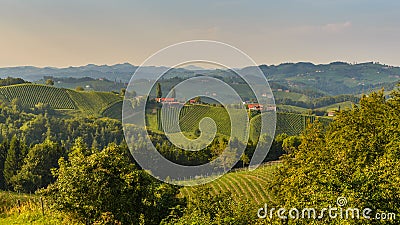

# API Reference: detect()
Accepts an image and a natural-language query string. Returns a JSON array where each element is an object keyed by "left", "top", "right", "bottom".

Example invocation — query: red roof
[
  {"left": 155, "top": 98, "right": 175, "bottom": 102},
  {"left": 247, "top": 103, "right": 262, "bottom": 108},
  {"left": 247, "top": 103, "right": 264, "bottom": 111}
]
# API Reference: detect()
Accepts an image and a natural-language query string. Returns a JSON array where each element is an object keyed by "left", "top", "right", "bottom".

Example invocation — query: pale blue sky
[{"left": 1, "top": 0, "right": 399, "bottom": 67}]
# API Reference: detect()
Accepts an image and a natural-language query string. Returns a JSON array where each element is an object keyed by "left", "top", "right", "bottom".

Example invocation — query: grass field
[{"left": 0, "top": 191, "right": 81, "bottom": 225}]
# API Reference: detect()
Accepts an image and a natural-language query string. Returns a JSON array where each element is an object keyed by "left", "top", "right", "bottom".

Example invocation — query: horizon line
[{"left": 0, "top": 60, "right": 398, "bottom": 70}]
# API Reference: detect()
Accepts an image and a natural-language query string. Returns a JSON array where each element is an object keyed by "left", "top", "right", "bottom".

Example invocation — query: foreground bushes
[{"left": 268, "top": 90, "right": 400, "bottom": 224}]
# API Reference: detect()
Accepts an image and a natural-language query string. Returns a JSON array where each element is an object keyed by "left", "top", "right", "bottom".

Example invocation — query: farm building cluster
[{"left": 155, "top": 97, "right": 276, "bottom": 112}]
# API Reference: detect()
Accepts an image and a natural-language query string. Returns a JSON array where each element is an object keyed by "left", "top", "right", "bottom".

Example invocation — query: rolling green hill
[
  {"left": 315, "top": 101, "right": 354, "bottom": 112},
  {"left": 0, "top": 84, "right": 122, "bottom": 116},
  {"left": 273, "top": 91, "right": 309, "bottom": 102},
  {"left": 276, "top": 104, "right": 309, "bottom": 114}
]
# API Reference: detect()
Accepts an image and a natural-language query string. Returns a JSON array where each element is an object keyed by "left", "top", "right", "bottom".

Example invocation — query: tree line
[{"left": 276, "top": 94, "right": 360, "bottom": 109}]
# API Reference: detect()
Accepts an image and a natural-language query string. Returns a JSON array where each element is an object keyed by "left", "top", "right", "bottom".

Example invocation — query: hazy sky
[{"left": 1, "top": 0, "right": 400, "bottom": 67}]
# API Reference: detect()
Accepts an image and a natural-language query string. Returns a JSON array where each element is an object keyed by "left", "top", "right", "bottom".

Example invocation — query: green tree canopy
[
  {"left": 268, "top": 90, "right": 400, "bottom": 224},
  {"left": 120, "top": 88, "right": 126, "bottom": 97},
  {"left": 75, "top": 86, "right": 84, "bottom": 91},
  {"left": 46, "top": 79, "right": 55, "bottom": 86},
  {"left": 163, "top": 187, "right": 253, "bottom": 224},
  {"left": 43, "top": 142, "right": 182, "bottom": 224},
  {"left": 3, "top": 135, "right": 26, "bottom": 189},
  {"left": 0, "top": 140, "right": 9, "bottom": 190},
  {"left": 11, "top": 139, "right": 64, "bottom": 193},
  {"left": 156, "top": 82, "right": 162, "bottom": 98},
  {"left": 171, "top": 88, "right": 176, "bottom": 98}
]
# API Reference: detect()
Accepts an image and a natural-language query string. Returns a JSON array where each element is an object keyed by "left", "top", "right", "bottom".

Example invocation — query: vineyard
[
  {"left": 179, "top": 162, "right": 279, "bottom": 205},
  {"left": 249, "top": 112, "right": 332, "bottom": 142},
  {"left": 65, "top": 89, "right": 122, "bottom": 115},
  {"left": 156, "top": 105, "right": 234, "bottom": 136},
  {"left": 101, "top": 101, "right": 123, "bottom": 120},
  {"left": 0, "top": 84, "right": 75, "bottom": 109},
  {"left": 0, "top": 84, "right": 122, "bottom": 117},
  {"left": 154, "top": 104, "right": 332, "bottom": 141}
]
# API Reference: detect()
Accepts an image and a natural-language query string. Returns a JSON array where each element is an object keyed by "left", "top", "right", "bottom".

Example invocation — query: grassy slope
[
  {"left": 273, "top": 91, "right": 309, "bottom": 102},
  {"left": 146, "top": 113, "right": 159, "bottom": 130},
  {"left": 277, "top": 101, "right": 356, "bottom": 114},
  {"left": 101, "top": 100, "right": 123, "bottom": 120},
  {"left": 0, "top": 191, "right": 81, "bottom": 225},
  {"left": 315, "top": 101, "right": 354, "bottom": 112},
  {"left": 276, "top": 104, "right": 309, "bottom": 114},
  {"left": 54, "top": 80, "right": 125, "bottom": 92}
]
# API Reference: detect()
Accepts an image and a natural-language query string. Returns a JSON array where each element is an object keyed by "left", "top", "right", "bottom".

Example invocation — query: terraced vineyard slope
[
  {"left": 179, "top": 162, "right": 280, "bottom": 205},
  {"left": 0, "top": 84, "right": 75, "bottom": 109},
  {"left": 155, "top": 105, "right": 332, "bottom": 141},
  {"left": 66, "top": 90, "right": 121, "bottom": 115},
  {"left": 156, "top": 105, "right": 236, "bottom": 136},
  {"left": 250, "top": 112, "right": 332, "bottom": 142},
  {"left": 0, "top": 84, "right": 122, "bottom": 116}
]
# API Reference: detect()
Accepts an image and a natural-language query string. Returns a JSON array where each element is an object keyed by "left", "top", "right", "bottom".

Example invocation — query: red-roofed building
[
  {"left": 155, "top": 98, "right": 175, "bottom": 103},
  {"left": 247, "top": 103, "right": 263, "bottom": 111},
  {"left": 328, "top": 111, "right": 336, "bottom": 117}
]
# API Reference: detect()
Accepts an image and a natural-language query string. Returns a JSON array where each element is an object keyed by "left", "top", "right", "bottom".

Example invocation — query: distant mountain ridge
[{"left": 0, "top": 63, "right": 138, "bottom": 82}]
